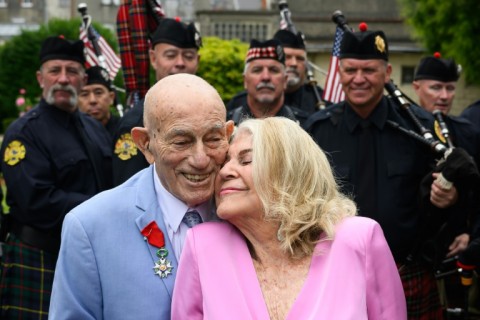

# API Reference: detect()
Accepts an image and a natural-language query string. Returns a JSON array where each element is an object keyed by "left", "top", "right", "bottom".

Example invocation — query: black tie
[
  {"left": 356, "top": 120, "right": 376, "bottom": 218},
  {"left": 73, "top": 113, "right": 105, "bottom": 191}
]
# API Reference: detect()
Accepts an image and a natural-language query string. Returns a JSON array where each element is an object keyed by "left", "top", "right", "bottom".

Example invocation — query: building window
[
  {"left": 212, "top": 22, "right": 268, "bottom": 42},
  {"left": 401, "top": 66, "right": 415, "bottom": 85},
  {"left": 21, "top": 0, "right": 33, "bottom": 7}
]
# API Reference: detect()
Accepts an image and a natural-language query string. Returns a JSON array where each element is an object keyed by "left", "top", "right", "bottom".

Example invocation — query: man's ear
[
  {"left": 131, "top": 127, "right": 154, "bottom": 164},
  {"left": 225, "top": 120, "right": 235, "bottom": 140}
]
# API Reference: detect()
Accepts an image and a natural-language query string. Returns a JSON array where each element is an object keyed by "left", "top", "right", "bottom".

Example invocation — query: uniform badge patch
[
  {"left": 4, "top": 140, "right": 26, "bottom": 166},
  {"left": 114, "top": 133, "right": 138, "bottom": 160},
  {"left": 434, "top": 120, "right": 447, "bottom": 144}
]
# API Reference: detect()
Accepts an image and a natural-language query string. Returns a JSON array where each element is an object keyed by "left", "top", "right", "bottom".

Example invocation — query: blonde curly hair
[{"left": 236, "top": 117, "right": 357, "bottom": 258}]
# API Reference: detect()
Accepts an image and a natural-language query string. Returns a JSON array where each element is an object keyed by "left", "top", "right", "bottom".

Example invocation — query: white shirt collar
[{"left": 152, "top": 163, "right": 213, "bottom": 232}]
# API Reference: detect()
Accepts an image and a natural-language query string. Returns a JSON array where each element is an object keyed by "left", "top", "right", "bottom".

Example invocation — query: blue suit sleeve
[{"left": 49, "top": 212, "right": 103, "bottom": 320}]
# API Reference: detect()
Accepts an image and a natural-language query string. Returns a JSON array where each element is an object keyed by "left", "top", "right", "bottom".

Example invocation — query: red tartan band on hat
[{"left": 246, "top": 46, "right": 279, "bottom": 63}]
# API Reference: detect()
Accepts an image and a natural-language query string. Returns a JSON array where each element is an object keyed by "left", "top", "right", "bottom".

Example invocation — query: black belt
[{"left": 10, "top": 221, "right": 60, "bottom": 254}]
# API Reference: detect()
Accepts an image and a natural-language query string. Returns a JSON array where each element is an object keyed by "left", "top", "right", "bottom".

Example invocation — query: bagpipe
[
  {"left": 116, "top": 0, "right": 164, "bottom": 108},
  {"left": 278, "top": 0, "right": 326, "bottom": 110},
  {"left": 78, "top": 3, "right": 125, "bottom": 117}
]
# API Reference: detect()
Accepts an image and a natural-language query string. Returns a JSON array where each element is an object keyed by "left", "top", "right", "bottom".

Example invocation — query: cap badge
[{"left": 375, "top": 35, "right": 386, "bottom": 53}]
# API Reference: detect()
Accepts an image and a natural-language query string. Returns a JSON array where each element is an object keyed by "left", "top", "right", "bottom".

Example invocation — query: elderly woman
[{"left": 172, "top": 117, "right": 406, "bottom": 319}]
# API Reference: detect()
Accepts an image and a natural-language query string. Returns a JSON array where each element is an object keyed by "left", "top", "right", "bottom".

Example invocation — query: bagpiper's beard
[
  {"left": 45, "top": 84, "right": 78, "bottom": 108},
  {"left": 286, "top": 67, "right": 301, "bottom": 89}
]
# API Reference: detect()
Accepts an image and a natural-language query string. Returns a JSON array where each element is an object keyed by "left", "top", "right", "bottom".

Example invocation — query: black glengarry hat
[
  {"left": 40, "top": 35, "right": 85, "bottom": 65},
  {"left": 246, "top": 39, "right": 285, "bottom": 65},
  {"left": 414, "top": 52, "right": 460, "bottom": 82},
  {"left": 86, "top": 66, "right": 113, "bottom": 91},
  {"left": 340, "top": 23, "right": 389, "bottom": 61},
  {"left": 273, "top": 29, "right": 305, "bottom": 50},
  {"left": 151, "top": 17, "right": 202, "bottom": 49}
]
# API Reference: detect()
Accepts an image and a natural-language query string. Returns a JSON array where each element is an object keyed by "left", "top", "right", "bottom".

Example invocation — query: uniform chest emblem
[
  {"left": 4, "top": 140, "right": 26, "bottom": 166},
  {"left": 114, "top": 133, "right": 138, "bottom": 160}
]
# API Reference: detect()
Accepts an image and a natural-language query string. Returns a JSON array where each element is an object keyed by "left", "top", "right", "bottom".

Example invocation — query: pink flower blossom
[
  {"left": 19, "top": 88, "right": 26, "bottom": 95},
  {"left": 16, "top": 97, "right": 25, "bottom": 107}
]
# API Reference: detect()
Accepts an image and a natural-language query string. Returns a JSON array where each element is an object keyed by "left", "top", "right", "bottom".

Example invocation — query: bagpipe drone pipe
[{"left": 78, "top": 3, "right": 125, "bottom": 116}]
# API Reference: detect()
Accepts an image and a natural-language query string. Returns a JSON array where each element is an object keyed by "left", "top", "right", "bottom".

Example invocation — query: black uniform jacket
[
  {"left": 0, "top": 99, "right": 112, "bottom": 231},
  {"left": 305, "top": 97, "right": 438, "bottom": 262}
]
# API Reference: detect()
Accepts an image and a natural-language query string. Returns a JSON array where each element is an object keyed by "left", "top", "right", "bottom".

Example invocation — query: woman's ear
[{"left": 131, "top": 127, "right": 155, "bottom": 164}]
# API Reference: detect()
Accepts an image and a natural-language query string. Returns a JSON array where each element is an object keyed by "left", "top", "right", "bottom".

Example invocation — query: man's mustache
[
  {"left": 256, "top": 82, "right": 275, "bottom": 91},
  {"left": 49, "top": 84, "right": 77, "bottom": 96}
]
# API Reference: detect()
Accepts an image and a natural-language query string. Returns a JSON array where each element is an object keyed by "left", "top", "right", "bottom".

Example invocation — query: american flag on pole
[
  {"left": 323, "top": 26, "right": 345, "bottom": 103},
  {"left": 80, "top": 25, "right": 122, "bottom": 81}
]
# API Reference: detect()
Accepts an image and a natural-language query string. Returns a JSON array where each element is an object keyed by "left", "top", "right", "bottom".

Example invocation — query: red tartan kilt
[
  {"left": 399, "top": 261, "right": 445, "bottom": 320},
  {"left": 0, "top": 234, "right": 57, "bottom": 319}
]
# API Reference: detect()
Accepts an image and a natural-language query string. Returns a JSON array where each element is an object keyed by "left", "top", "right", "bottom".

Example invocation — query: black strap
[{"left": 10, "top": 221, "right": 60, "bottom": 254}]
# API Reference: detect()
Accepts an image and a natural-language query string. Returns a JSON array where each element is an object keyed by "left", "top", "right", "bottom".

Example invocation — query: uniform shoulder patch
[
  {"left": 4, "top": 140, "right": 26, "bottom": 166},
  {"left": 114, "top": 133, "right": 138, "bottom": 160}
]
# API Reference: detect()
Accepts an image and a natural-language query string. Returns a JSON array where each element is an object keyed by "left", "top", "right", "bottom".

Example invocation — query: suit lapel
[{"left": 134, "top": 166, "right": 178, "bottom": 299}]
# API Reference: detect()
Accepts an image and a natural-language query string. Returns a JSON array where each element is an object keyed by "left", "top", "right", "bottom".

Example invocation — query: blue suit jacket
[{"left": 49, "top": 166, "right": 178, "bottom": 319}]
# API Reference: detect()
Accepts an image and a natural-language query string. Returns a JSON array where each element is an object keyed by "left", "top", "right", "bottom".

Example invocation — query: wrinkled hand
[
  {"left": 430, "top": 172, "right": 458, "bottom": 208},
  {"left": 447, "top": 233, "right": 470, "bottom": 258}
]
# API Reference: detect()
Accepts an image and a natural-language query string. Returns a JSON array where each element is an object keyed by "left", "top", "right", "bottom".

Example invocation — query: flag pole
[{"left": 78, "top": 3, "right": 124, "bottom": 117}]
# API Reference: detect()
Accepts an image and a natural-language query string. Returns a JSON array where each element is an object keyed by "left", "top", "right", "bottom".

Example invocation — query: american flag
[
  {"left": 80, "top": 25, "right": 122, "bottom": 81},
  {"left": 323, "top": 27, "right": 345, "bottom": 103}
]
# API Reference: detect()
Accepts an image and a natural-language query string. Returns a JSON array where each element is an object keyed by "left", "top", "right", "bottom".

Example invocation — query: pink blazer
[{"left": 172, "top": 216, "right": 407, "bottom": 319}]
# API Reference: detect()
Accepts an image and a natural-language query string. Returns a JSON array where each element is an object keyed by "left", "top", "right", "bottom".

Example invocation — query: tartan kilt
[
  {"left": 0, "top": 233, "right": 57, "bottom": 319},
  {"left": 399, "top": 261, "right": 445, "bottom": 320}
]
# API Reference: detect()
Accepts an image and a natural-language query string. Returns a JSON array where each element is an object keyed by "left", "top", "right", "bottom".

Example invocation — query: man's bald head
[{"left": 143, "top": 73, "right": 226, "bottom": 130}]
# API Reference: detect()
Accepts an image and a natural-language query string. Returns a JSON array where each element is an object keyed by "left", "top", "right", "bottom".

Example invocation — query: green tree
[
  {"left": 196, "top": 36, "right": 249, "bottom": 104},
  {"left": 397, "top": 0, "right": 480, "bottom": 85},
  {"left": 0, "top": 18, "right": 119, "bottom": 132}
]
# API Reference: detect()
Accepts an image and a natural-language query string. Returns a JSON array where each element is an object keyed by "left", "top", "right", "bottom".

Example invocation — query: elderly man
[
  {"left": 78, "top": 66, "right": 119, "bottom": 137},
  {"left": 227, "top": 38, "right": 310, "bottom": 126},
  {"left": 49, "top": 74, "right": 234, "bottom": 319},
  {"left": 228, "top": 30, "right": 323, "bottom": 114},
  {"left": 112, "top": 17, "right": 201, "bottom": 186},
  {"left": 0, "top": 36, "right": 112, "bottom": 319},
  {"left": 305, "top": 25, "right": 459, "bottom": 318}
]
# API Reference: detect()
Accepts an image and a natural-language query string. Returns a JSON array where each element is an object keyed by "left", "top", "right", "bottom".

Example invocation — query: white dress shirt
[{"left": 153, "top": 165, "right": 213, "bottom": 261}]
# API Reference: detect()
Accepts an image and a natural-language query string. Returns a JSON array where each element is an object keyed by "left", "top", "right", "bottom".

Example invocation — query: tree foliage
[
  {"left": 0, "top": 18, "right": 118, "bottom": 132},
  {"left": 196, "top": 36, "right": 249, "bottom": 104},
  {"left": 397, "top": 0, "right": 480, "bottom": 85}
]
